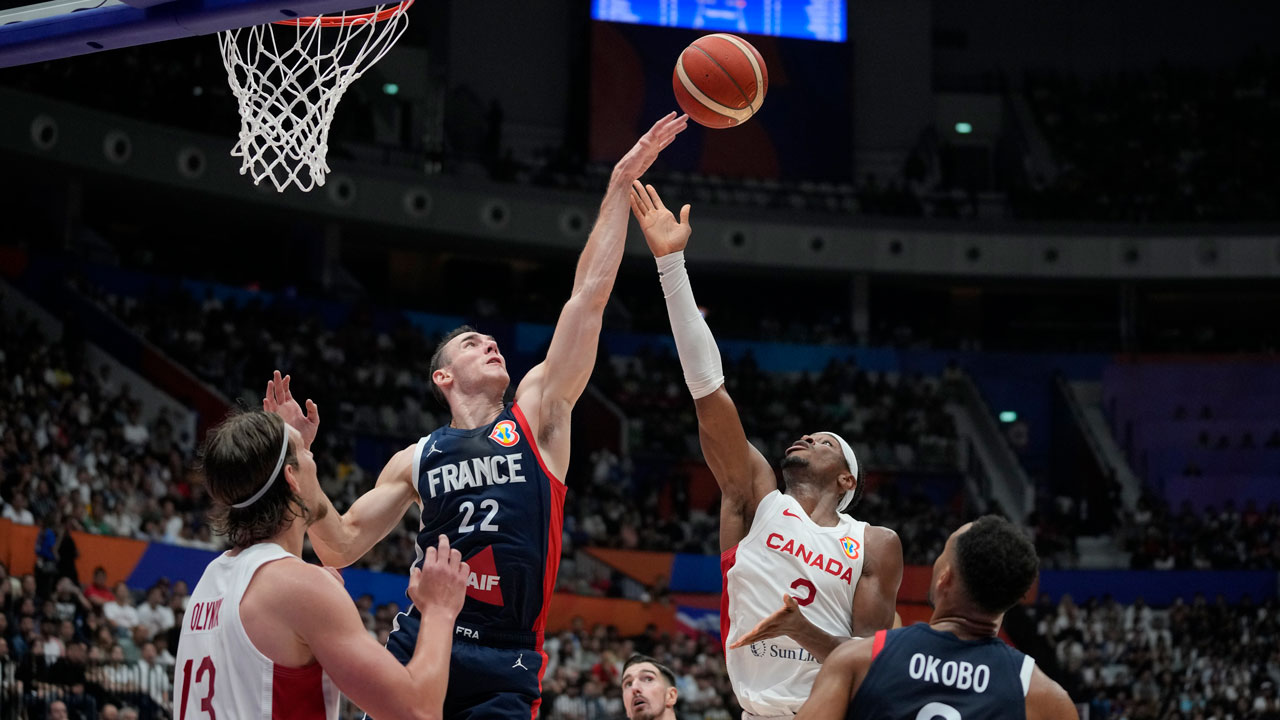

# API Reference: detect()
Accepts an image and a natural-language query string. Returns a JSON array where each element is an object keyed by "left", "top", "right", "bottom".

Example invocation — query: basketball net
[{"left": 217, "top": 0, "right": 412, "bottom": 192}]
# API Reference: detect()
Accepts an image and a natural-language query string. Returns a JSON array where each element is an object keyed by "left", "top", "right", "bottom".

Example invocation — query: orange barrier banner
[
  {"left": 584, "top": 548, "right": 675, "bottom": 587},
  {"left": 0, "top": 520, "right": 148, "bottom": 587},
  {"left": 546, "top": 593, "right": 678, "bottom": 636}
]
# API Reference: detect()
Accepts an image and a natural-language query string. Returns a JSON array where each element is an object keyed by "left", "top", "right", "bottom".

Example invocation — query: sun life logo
[
  {"left": 489, "top": 421, "right": 520, "bottom": 448},
  {"left": 750, "top": 642, "right": 768, "bottom": 658},
  {"left": 840, "top": 536, "right": 860, "bottom": 560}
]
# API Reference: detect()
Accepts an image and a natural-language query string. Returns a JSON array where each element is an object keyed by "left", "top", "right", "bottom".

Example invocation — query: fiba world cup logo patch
[
  {"left": 840, "top": 536, "right": 860, "bottom": 560},
  {"left": 489, "top": 420, "right": 520, "bottom": 448}
]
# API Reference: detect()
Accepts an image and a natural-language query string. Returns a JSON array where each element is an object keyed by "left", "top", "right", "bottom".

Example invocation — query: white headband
[
  {"left": 818, "top": 431, "right": 860, "bottom": 512},
  {"left": 231, "top": 427, "right": 291, "bottom": 509}
]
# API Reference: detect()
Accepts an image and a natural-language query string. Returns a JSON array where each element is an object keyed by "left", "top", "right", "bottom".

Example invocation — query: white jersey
[
  {"left": 174, "top": 543, "right": 340, "bottom": 720},
  {"left": 723, "top": 491, "right": 868, "bottom": 717}
]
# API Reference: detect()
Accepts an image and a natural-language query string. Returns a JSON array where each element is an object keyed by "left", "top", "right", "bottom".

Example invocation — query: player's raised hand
[
  {"left": 612, "top": 112, "right": 689, "bottom": 185},
  {"left": 263, "top": 370, "right": 319, "bottom": 450},
  {"left": 410, "top": 534, "right": 469, "bottom": 618},
  {"left": 729, "top": 593, "right": 809, "bottom": 649},
  {"left": 630, "top": 181, "right": 692, "bottom": 257}
]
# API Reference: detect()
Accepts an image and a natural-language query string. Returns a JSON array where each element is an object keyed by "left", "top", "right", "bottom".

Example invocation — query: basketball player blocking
[
  {"left": 264, "top": 112, "right": 689, "bottom": 720},
  {"left": 174, "top": 411, "right": 469, "bottom": 720},
  {"left": 795, "top": 516, "right": 1076, "bottom": 720},
  {"left": 630, "top": 184, "right": 904, "bottom": 717}
]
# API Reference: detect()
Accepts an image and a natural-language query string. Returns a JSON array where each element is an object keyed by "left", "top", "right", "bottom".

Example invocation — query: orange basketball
[{"left": 672, "top": 33, "right": 768, "bottom": 129}]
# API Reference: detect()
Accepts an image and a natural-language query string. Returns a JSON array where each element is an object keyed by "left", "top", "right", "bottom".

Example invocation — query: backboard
[{"left": 0, "top": 0, "right": 373, "bottom": 67}]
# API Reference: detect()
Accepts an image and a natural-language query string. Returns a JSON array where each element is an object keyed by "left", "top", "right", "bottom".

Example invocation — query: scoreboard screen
[{"left": 592, "top": 0, "right": 846, "bottom": 43}]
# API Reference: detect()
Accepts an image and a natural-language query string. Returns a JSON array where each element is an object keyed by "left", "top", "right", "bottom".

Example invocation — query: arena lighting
[
  {"left": 998, "top": 411, "right": 1017, "bottom": 423},
  {"left": 382, "top": 83, "right": 399, "bottom": 95},
  {"left": 955, "top": 122, "right": 973, "bottom": 134}
]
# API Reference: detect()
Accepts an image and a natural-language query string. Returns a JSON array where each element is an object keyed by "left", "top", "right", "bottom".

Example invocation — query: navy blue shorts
[{"left": 370, "top": 610, "right": 545, "bottom": 720}]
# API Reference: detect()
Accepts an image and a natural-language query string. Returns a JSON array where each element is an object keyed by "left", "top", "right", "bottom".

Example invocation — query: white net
[{"left": 217, "top": 2, "right": 411, "bottom": 192}]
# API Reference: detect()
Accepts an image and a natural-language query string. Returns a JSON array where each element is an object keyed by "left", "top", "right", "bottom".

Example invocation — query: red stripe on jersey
[
  {"left": 271, "top": 662, "right": 327, "bottom": 720},
  {"left": 514, "top": 402, "right": 568, "bottom": 720},
  {"left": 871, "top": 629, "right": 887, "bottom": 660},
  {"left": 719, "top": 545, "right": 738, "bottom": 653},
  {"left": 511, "top": 403, "right": 561, "bottom": 485}
]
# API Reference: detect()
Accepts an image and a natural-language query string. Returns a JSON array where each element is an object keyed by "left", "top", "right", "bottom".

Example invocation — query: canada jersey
[
  {"left": 411, "top": 403, "right": 565, "bottom": 647},
  {"left": 174, "top": 543, "right": 339, "bottom": 720},
  {"left": 850, "top": 624, "right": 1035, "bottom": 720},
  {"left": 722, "top": 490, "right": 867, "bottom": 717}
]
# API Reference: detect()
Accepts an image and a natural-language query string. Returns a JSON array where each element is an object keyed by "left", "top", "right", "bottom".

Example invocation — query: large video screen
[
  {"left": 592, "top": 0, "right": 846, "bottom": 43},
  {"left": 588, "top": 21, "right": 852, "bottom": 182}
]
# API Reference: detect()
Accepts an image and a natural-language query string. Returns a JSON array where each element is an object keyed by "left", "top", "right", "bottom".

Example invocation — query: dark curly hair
[
  {"left": 428, "top": 325, "right": 478, "bottom": 409},
  {"left": 953, "top": 515, "right": 1039, "bottom": 615},
  {"left": 199, "top": 410, "right": 308, "bottom": 549}
]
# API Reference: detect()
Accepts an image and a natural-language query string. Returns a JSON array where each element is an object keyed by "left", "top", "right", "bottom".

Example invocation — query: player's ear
[
  {"left": 838, "top": 472, "right": 855, "bottom": 493},
  {"left": 665, "top": 686, "right": 678, "bottom": 708},
  {"left": 432, "top": 368, "right": 451, "bottom": 392},
  {"left": 282, "top": 462, "right": 301, "bottom": 494}
]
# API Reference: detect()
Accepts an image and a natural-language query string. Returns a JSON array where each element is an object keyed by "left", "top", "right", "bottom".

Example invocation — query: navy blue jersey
[
  {"left": 850, "top": 624, "right": 1035, "bottom": 720},
  {"left": 410, "top": 403, "right": 565, "bottom": 650}
]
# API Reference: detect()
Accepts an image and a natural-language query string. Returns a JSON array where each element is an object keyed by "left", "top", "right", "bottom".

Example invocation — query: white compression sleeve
[{"left": 656, "top": 251, "right": 724, "bottom": 399}]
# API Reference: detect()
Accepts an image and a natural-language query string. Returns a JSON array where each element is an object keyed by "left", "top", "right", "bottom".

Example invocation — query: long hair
[{"left": 198, "top": 410, "right": 308, "bottom": 549}]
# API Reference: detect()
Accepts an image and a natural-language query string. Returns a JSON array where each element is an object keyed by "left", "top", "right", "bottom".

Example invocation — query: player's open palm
[
  {"left": 410, "top": 534, "right": 469, "bottom": 618},
  {"left": 630, "top": 180, "right": 692, "bottom": 257},
  {"left": 729, "top": 593, "right": 808, "bottom": 649},
  {"left": 263, "top": 370, "right": 319, "bottom": 450},
  {"left": 613, "top": 111, "right": 689, "bottom": 183}
]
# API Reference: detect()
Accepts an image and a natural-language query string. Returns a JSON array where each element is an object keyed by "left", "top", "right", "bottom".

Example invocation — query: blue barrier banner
[
  {"left": 670, "top": 553, "right": 722, "bottom": 593},
  {"left": 128, "top": 544, "right": 220, "bottom": 590},
  {"left": 1038, "top": 570, "right": 1278, "bottom": 606}
]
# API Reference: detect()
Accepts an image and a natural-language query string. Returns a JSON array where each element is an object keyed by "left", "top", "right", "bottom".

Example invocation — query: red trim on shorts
[
  {"left": 719, "top": 545, "right": 738, "bottom": 653},
  {"left": 511, "top": 403, "right": 561, "bottom": 485},
  {"left": 271, "top": 662, "right": 328, "bottom": 719},
  {"left": 514, "top": 401, "right": 567, "bottom": 720},
  {"left": 871, "top": 629, "right": 887, "bottom": 660}
]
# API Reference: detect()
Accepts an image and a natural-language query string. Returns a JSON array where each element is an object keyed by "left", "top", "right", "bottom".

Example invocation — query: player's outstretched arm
[
  {"left": 850, "top": 525, "right": 904, "bottom": 637},
  {"left": 794, "top": 638, "right": 871, "bottom": 720},
  {"left": 305, "top": 445, "right": 420, "bottom": 568},
  {"left": 631, "top": 185, "right": 776, "bottom": 527},
  {"left": 277, "top": 535, "right": 468, "bottom": 720},
  {"left": 265, "top": 372, "right": 419, "bottom": 568},
  {"left": 516, "top": 112, "right": 688, "bottom": 480}
]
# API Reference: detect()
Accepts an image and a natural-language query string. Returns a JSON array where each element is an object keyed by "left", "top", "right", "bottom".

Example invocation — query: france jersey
[
  {"left": 850, "top": 624, "right": 1036, "bottom": 720},
  {"left": 410, "top": 403, "right": 565, "bottom": 646},
  {"left": 378, "top": 403, "right": 565, "bottom": 720}
]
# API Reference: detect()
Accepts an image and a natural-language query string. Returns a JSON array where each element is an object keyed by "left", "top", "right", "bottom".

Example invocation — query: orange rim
[{"left": 274, "top": 0, "right": 413, "bottom": 27}]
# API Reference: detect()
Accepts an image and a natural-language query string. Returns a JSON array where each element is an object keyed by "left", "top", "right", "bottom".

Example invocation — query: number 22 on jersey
[{"left": 458, "top": 499, "right": 500, "bottom": 533}]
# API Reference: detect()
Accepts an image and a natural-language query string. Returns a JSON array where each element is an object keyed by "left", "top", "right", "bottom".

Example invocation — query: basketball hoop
[{"left": 217, "top": 0, "right": 413, "bottom": 192}]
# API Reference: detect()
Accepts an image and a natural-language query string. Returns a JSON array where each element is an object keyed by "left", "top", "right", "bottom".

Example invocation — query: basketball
[{"left": 672, "top": 33, "right": 768, "bottom": 129}]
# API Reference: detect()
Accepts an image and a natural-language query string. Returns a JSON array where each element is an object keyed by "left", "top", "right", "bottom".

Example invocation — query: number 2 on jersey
[
  {"left": 179, "top": 656, "right": 217, "bottom": 720},
  {"left": 458, "top": 499, "right": 500, "bottom": 533}
]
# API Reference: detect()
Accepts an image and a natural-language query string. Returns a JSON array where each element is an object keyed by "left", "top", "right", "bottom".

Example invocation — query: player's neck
[
  {"left": 929, "top": 611, "right": 1002, "bottom": 641},
  {"left": 785, "top": 484, "right": 842, "bottom": 527},
  {"left": 265, "top": 520, "right": 306, "bottom": 558},
  {"left": 447, "top": 394, "right": 505, "bottom": 430}
]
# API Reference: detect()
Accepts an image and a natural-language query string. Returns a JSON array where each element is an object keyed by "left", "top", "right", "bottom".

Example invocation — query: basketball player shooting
[
  {"left": 795, "top": 516, "right": 1076, "bottom": 720},
  {"left": 264, "top": 112, "right": 689, "bottom": 720},
  {"left": 175, "top": 410, "right": 468, "bottom": 720},
  {"left": 630, "top": 184, "right": 904, "bottom": 718}
]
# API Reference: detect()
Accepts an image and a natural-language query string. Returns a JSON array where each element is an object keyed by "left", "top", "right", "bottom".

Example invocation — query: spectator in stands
[
  {"left": 2, "top": 492, "right": 34, "bottom": 525},
  {"left": 103, "top": 584, "right": 138, "bottom": 635},
  {"left": 83, "top": 568, "right": 115, "bottom": 607},
  {"left": 135, "top": 587, "right": 173, "bottom": 640}
]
